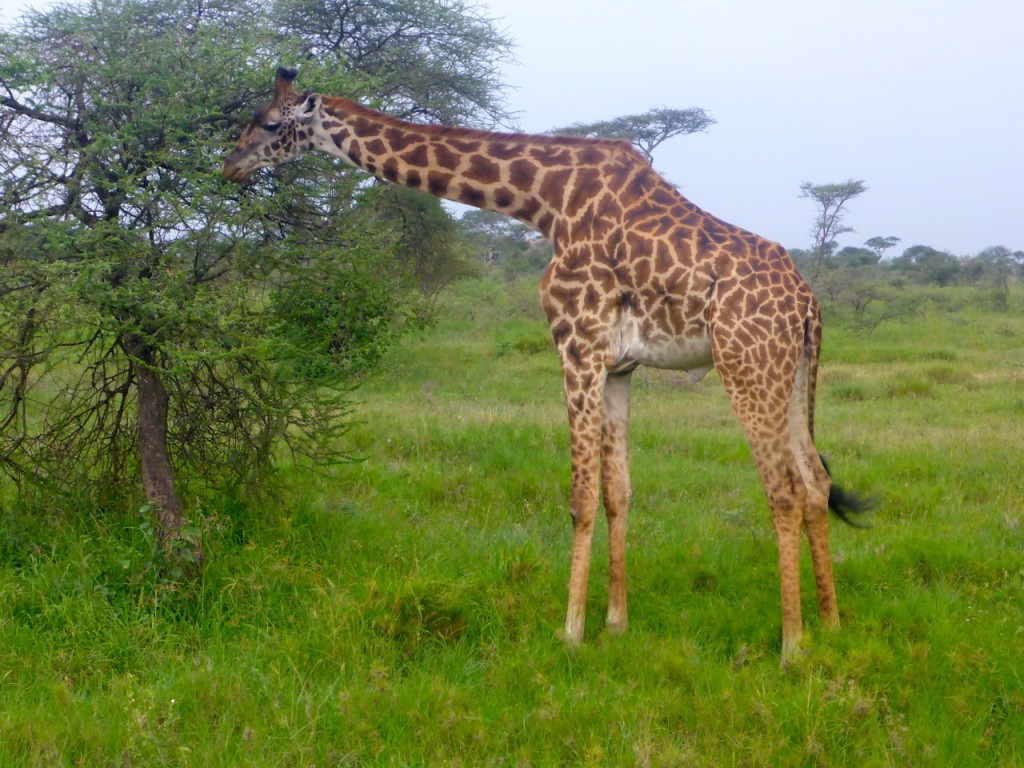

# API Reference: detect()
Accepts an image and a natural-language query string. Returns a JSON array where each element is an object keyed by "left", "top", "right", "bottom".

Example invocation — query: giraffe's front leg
[
  {"left": 602, "top": 370, "right": 633, "bottom": 635},
  {"left": 561, "top": 360, "right": 606, "bottom": 647}
]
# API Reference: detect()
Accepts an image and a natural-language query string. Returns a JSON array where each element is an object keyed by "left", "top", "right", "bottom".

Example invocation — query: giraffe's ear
[{"left": 298, "top": 92, "right": 322, "bottom": 122}]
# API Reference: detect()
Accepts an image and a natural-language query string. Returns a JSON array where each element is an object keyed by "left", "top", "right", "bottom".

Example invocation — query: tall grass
[{"left": 2, "top": 276, "right": 1023, "bottom": 765}]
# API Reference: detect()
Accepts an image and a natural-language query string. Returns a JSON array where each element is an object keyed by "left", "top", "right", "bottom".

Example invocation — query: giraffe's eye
[{"left": 263, "top": 122, "right": 281, "bottom": 132}]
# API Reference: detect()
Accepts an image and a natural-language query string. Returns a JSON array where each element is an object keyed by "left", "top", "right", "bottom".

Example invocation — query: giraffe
[{"left": 223, "top": 67, "right": 871, "bottom": 660}]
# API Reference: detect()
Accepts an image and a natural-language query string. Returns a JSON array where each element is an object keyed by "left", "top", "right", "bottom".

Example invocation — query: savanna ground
[{"left": 1, "top": 274, "right": 1023, "bottom": 766}]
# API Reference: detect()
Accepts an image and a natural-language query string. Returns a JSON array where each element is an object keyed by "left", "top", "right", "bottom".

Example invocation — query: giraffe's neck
[{"left": 313, "top": 96, "right": 640, "bottom": 240}]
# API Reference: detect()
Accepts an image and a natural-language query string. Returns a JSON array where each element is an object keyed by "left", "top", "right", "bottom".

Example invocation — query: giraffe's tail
[
  {"left": 805, "top": 301, "right": 823, "bottom": 443},
  {"left": 804, "top": 302, "right": 875, "bottom": 528},
  {"left": 819, "top": 454, "right": 875, "bottom": 528}
]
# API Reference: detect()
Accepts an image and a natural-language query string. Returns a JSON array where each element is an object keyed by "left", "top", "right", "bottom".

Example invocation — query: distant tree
[
  {"left": 552, "top": 107, "right": 715, "bottom": 162},
  {"left": 890, "top": 245, "right": 963, "bottom": 286},
  {"left": 962, "top": 246, "right": 1022, "bottom": 309},
  {"left": 865, "top": 235, "right": 901, "bottom": 261},
  {"left": 814, "top": 265, "right": 884, "bottom": 316},
  {"left": 456, "top": 209, "right": 549, "bottom": 274},
  {"left": 799, "top": 180, "right": 867, "bottom": 268},
  {"left": 458, "top": 209, "right": 534, "bottom": 244},
  {"left": 833, "top": 246, "right": 881, "bottom": 268},
  {"left": 965, "top": 245, "right": 1023, "bottom": 280},
  {"left": 374, "top": 187, "right": 478, "bottom": 301},
  {"left": 787, "top": 247, "right": 814, "bottom": 271}
]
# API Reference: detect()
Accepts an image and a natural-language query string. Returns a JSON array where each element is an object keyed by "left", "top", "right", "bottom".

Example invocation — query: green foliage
[
  {"left": 137, "top": 503, "right": 204, "bottom": 582},
  {"left": 273, "top": 0, "right": 515, "bottom": 126},
  {"left": 2, "top": 276, "right": 1024, "bottom": 764},
  {"left": 495, "top": 319, "right": 553, "bottom": 357},
  {"left": 0, "top": 3, "right": 286, "bottom": 492},
  {"left": 270, "top": 260, "right": 400, "bottom": 382}
]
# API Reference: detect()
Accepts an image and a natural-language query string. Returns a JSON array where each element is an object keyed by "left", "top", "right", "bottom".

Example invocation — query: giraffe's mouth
[{"left": 221, "top": 159, "right": 250, "bottom": 184}]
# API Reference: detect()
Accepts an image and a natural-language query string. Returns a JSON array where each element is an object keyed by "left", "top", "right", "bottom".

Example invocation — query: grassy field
[{"left": 2, "top": 274, "right": 1023, "bottom": 766}]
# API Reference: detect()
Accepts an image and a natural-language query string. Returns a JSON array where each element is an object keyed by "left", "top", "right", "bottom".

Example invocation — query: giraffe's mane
[{"left": 320, "top": 95, "right": 644, "bottom": 160}]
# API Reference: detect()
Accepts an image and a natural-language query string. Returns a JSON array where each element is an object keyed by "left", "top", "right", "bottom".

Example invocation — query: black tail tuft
[{"left": 820, "top": 454, "right": 876, "bottom": 529}]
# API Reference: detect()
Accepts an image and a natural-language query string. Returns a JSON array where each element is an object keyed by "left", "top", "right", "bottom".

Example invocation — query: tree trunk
[{"left": 132, "top": 354, "right": 204, "bottom": 567}]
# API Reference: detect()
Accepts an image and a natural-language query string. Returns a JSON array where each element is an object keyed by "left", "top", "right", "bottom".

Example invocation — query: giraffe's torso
[{"left": 535, "top": 154, "right": 815, "bottom": 384}]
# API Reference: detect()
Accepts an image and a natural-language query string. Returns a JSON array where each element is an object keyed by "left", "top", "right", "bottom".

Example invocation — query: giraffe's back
[{"left": 550, "top": 162, "right": 813, "bottom": 379}]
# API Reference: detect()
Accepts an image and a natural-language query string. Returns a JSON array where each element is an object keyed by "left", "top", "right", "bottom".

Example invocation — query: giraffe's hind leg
[
  {"left": 716, "top": 351, "right": 808, "bottom": 660},
  {"left": 601, "top": 370, "right": 633, "bottom": 635},
  {"left": 804, "top": 495, "right": 839, "bottom": 629},
  {"left": 716, "top": 382, "right": 802, "bottom": 659},
  {"left": 787, "top": 354, "right": 839, "bottom": 629}
]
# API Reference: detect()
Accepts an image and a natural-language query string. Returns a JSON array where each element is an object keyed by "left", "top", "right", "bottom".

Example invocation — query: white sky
[{"left": 2, "top": 0, "right": 1022, "bottom": 255}]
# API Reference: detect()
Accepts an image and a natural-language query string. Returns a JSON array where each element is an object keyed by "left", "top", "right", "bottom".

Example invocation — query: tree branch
[{"left": 0, "top": 94, "right": 72, "bottom": 128}]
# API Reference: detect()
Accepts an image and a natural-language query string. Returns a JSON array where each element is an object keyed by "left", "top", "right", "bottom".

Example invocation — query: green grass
[{"left": 2, "top": 276, "right": 1024, "bottom": 765}]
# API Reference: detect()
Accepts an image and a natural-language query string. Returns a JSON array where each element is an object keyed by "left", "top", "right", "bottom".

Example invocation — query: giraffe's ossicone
[{"left": 224, "top": 67, "right": 873, "bottom": 661}]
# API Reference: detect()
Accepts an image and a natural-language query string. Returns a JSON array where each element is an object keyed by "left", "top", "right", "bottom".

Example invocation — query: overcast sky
[
  {"left": 2, "top": 0, "right": 1021, "bottom": 255},
  {"left": 476, "top": 0, "right": 1023, "bottom": 256}
]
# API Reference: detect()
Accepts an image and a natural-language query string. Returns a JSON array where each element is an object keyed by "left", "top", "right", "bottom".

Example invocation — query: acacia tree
[
  {"left": 865, "top": 235, "right": 901, "bottom": 261},
  {"left": 0, "top": 0, "right": 373, "bottom": 563},
  {"left": 0, "top": 0, "right": 510, "bottom": 563},
  {"left": 552, "top": 107, "right": 715, "bottom": 162},
  {"left": 799, "top": 179, "right": 867, "bottom": 268}
]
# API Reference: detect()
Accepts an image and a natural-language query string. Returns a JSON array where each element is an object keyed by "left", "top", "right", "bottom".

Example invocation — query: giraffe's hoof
[
  {"left": 780, "top": 648, "right": 806, "bottom": 669},
  {"left": 605, "top": 619, "right": 628, "bottom": 636},
  {"left": 780, "top": 630, "right": 818, "bottom": 668},
  {"left": 780, "top": 634, "right": 806, "bottom": 666},
  {"left": 559, "top": 622, "right": 586, "bottom": 648}
]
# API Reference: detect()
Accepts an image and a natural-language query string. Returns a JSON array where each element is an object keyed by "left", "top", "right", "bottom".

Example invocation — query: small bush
[
  {"left": 924, "top": 365, "right": 975, "bottom": 388},
  {"left": 884, "top": 374, "right": 935, "bottom": 398},
  {"left": 831, "top": 382, "right": 873, "bottom": 401}
]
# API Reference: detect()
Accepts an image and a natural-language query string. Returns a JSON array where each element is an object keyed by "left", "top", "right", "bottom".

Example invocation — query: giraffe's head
[{"left": 222, "top": 67, "right": 324, "bottom": 183}]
